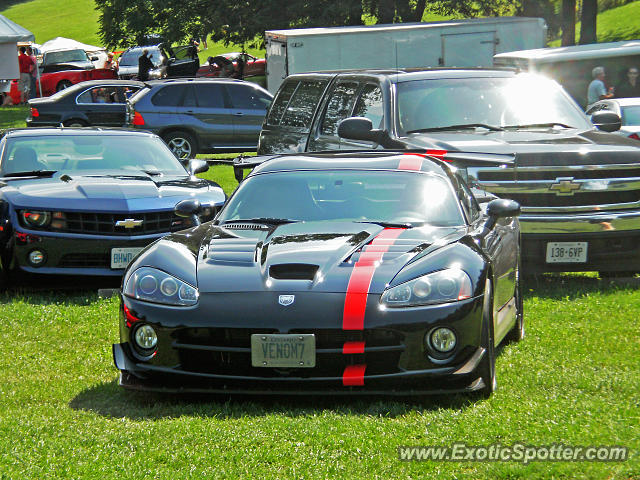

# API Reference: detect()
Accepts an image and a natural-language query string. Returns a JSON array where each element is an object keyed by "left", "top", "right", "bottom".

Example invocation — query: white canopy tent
[
  {"left": 40, "top": 37, "right": 108, "bottom": 66},
  {"left": 0, "top": 14, "right": 34, "bottom": 80}
]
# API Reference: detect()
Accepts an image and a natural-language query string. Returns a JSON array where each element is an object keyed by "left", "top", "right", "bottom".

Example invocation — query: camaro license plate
[
  {"left": 546, "top": 242, "right": 588, "bottom": 263},
  {"left": 110, "top": 247, "right": 144, "bottom": 269},
  {"left": 251, "top": 334, "right": 316, "bottom": 368}
]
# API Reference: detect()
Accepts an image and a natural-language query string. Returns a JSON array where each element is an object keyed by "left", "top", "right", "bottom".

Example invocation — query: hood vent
[
  {"left": 269, "top": 263, "right": 319, "bottom": 280},
  {"left": 222, "top": 223, "right": 269, "bottom": 230}
]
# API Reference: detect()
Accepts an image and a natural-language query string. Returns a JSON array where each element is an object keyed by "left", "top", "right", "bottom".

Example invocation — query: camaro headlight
[
  {"left": 380, "top": 269, "right": 473, "bottom": 307},
  {"left": 124, "top": 267, "right": 198, "bottom": 306},
  {"left": 21, "top": 210, "right": 51, "bottom": 227}
]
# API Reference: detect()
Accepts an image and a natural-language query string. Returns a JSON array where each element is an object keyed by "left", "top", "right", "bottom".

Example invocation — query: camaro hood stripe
[{"left": 342, "top": 228, "right": 405, "bottom": 330}]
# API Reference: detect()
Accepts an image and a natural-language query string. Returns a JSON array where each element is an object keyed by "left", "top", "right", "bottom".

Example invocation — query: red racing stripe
[
  {"left": 342, "top": 364, "right": 367, "bottom": 386},
  {"left": 397, "top": 156, "right": 423, "bottom": 171},
  {"left": 343, "top": 341, "right": 365, "bottom": 354},
  {"left": 342, "top": 228, "right": 405, "bottom": 330}
]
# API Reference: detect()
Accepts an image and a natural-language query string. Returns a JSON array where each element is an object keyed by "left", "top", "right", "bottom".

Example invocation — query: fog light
[
  {"left": 28, "top": 249, "right": 46, "bottom": 266},
  {"left": 429, "top": 327, "right": 456, "bottom": 353},
  {"left": 134, "top": 324, "right": 157, "bottom": 350}
]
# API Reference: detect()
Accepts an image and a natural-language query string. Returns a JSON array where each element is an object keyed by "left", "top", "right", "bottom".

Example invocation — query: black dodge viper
[{"left": 113, "top": 151, "right": 522, "bottom": 397}]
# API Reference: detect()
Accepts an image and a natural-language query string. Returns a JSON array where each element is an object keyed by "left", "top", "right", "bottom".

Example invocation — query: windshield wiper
[
  {"left": 1, "top": 170, "right": 57, "bottom": 178},
  {"left": 502, "top": 122, "right": 574, "bottom": 130},
  {"left": 407, "top": 123, "right": 504, "bottom": 134},
  {"left": 355, "top": 220, "right": 413, "bottom": 229},
  {"left": 221, "top": 217, "right": 298, "bottom": 226}
]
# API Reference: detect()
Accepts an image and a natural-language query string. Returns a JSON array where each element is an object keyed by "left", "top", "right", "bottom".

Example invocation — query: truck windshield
[
  {"left": 119, "top": 48, "right": 163, "bottom": 67},
  {"left": 396, "top": 74, "right": 592, "bottom": 135},
  {"left": 219, "top": 170, "right": 465, "bottom": 227}
]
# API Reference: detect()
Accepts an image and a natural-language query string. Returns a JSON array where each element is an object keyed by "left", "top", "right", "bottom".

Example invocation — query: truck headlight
[
  {"left": 124, "top": 267, "right": 198, "bottom": 306},
  {"left": 380, "top": 269, "right": 472, "bottom": 307},
  {"left": 21, "top": 210, "right": 51, "bottom": 227}
]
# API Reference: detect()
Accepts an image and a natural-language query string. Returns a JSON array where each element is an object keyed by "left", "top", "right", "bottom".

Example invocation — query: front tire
[
  {"left": 477, "top": 279, "right": 496, "bottom": 398},
  {"left": 164, "top": 131, "right": 197, "bottom": 160},
  {"left": 56, "top": 80, "right": 73, "bottom": 92}
]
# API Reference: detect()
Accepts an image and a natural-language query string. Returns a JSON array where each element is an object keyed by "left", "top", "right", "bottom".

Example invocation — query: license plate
[
  {"left": 251, "top": 334, "right": 316, "bottom": 368},
  {"left": 546, "top": 242, "right": 588, "bottom": 263},
  {"left": 110, "top": 247, "right": 144, "bottom": 269}
]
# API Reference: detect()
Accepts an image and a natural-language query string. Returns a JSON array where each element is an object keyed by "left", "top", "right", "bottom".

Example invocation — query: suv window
[
  {"left": 152, "top": 84, "right": 189, "bottom": 107},
  {"left": 321, "top": 82, "right": 359, "bottom": 135},
  {"left": 195, "top": 83, "right": 225, "bottom": 108},
  {"left": 226, "top": 84, "right": 271, "bottom": 110},
  {"left": 353, "top": 84, "right": 384, "bottom": 129},
  {"left": 272, "top": 79, "right": 328, "bottom": 130},
  {"left": 266, "top": 80, "right": 297, "bottom": 125}
]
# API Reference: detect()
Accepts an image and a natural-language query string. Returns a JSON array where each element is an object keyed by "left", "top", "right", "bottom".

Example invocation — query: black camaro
[
  {"left": 113, "top": 151, "right": 522, "bottom": 397},
  {"left": 0, "top": 128, "right": 225, "bottom": 288}
]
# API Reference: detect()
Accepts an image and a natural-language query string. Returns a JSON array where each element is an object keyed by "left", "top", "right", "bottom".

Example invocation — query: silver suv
[{"left": 126, "top": 78, "right": 273, "bottom": 158}]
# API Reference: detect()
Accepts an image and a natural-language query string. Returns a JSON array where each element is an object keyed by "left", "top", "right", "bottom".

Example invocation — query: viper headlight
[
  {"left": 380, "top": 269, "right": 472, "bottom": 307},
  {"left": 124, "top": 267, "right": 198, "bottom": 306}
]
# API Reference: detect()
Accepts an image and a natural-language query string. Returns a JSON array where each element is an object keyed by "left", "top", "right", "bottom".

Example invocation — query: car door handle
[
  {"left": 233, "top": 112, "right": 244, "bottom": 116},
  {"left": 185, "top": 110, "right": 194, "bottom": 114}
]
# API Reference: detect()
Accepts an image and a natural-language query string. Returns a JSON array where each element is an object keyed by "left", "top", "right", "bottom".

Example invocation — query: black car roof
[
  {"left": 248, "top": 151, "right": 450, "bottom": 176},
  {"left": 287, "top": 67, "right": 518, "bottom": 84}
]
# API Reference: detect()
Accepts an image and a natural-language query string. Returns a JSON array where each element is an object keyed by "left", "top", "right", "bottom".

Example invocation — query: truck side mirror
[
  {"left": 338, "top": 117, "right": 408, "bottom": 149},
  {"left": 591, "top": 111, "right": 621, "bottom": 132},
  {"left": 188, "top": 159, "right": 209, "bottom": 176}
]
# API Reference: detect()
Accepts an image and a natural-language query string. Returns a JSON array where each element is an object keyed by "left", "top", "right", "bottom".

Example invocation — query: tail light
[
  {"left": 30, "top": 107, "right": 39, "bottom": 118},
  {"left": 629, "top": 133, "right": 640, "bottom": 141},
  {"left": 132, "top": 111, "right": 145, "bottom": 126}
]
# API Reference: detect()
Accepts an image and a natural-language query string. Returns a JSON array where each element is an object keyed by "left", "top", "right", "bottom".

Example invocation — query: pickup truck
[{"left": 257, "top": 69, "right": 640, "bottom": 275}]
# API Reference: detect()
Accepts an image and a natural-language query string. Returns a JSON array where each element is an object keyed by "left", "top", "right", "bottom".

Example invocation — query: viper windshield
[
  {"left": 396, "top": 74, "right": 592, "bottom": 135},
  {"left": 0, "top": 135, "right": 187, "bottom": 176},
  {"left": 219, "top": 170, "right": 465, "bottom": 227}
]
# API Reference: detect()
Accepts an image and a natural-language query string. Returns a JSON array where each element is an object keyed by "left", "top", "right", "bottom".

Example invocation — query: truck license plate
[
  {"left": 110, "top": 247, "right": 144, "bottom": 269},
  {"left": 251, "top": 334, "right": 316, "bottom": 368},
  {"left": 546, "top": 242, "right": 587, "bottom": 263}
]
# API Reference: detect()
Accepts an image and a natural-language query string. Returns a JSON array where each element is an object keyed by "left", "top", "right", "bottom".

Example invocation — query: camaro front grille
[{"left": 36, "top": 211, "right": 194, "bottom": 236}]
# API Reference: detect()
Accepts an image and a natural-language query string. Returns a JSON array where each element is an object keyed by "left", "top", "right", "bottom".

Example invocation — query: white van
[{"left": 494, "top": 40, "right": 640, "bottom": 108}]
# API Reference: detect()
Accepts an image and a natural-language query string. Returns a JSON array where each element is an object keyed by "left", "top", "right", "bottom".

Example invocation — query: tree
[
  {"left": 561, "top": 0, "right": 576, "bottom": 46},
  {"left": 579, "top": 0, "right": 598, "bottom": 44}
]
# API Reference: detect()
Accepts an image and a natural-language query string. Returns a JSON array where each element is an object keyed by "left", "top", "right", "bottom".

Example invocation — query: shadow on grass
[
  {"left": 0, "top": 275, "right": 120, "bottom": 305},
  {"left": 523, "top": 273, "right": 640, "bottom": 301},
  {"left": 70, "top": 378, "right": 483, "bottom": 420}
]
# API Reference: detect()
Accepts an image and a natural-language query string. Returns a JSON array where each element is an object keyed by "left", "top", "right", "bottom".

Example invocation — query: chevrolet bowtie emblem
[
  {"left": 549, "top": 177, "right": 581, "bottom": 196},
  {"left": 115, "top": 218, "right": 144, "bottom": 228}
]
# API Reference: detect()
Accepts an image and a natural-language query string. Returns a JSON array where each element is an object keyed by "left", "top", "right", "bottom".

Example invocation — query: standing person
[
  {"left": 26, "top": 46, "right": 37, "bottom": 99},
  {"left": 17, "top": 47, "right": 34, "bottom": 104},
  {"left": 103, "top": 52, "right": 117, "bottom": 70},
  {"left": 138, "top": 49, "right": 154, "bottom": 81},
  {"left": 616, "top": 67, "right": 640, "bottom": 98},
  {"left": 587, "top": 66, "right": 614, "bottom": 107}
]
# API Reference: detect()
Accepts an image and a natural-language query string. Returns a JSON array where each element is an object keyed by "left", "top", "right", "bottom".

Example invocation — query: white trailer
[{"left": 265, "top": 17, "right": 547, "bottom": 92}]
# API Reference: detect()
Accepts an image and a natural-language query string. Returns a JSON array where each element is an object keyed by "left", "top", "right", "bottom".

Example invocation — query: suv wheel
[{"left": 164, "top": 132, "right": 197, "bottom": 159}]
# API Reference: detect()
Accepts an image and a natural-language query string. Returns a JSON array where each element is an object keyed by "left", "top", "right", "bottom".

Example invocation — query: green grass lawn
[{"left": 0, "top": 274, "right": 638, "bottom": 478}]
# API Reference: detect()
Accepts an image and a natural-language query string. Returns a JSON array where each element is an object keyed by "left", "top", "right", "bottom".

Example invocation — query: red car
[{"left": 197, "top": 52, "right": 265, "bottom": 80}]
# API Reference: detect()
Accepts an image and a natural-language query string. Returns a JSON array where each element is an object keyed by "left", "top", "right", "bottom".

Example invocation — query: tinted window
[
  {"left": 226, "top": 84, "right": 271, "bottom": 110},
  {"left": 280, "top": 80, "right": 328, "bottom": 129},
  {"left": 194, "top": 84, "right": 225, "bottom": 108},
  {"left": 218, "top": 170, "right": 463, "bottom": 226},
  {"left": 266, "top": 80, "right": 297, "bottom": 125},
  {"left": 77, "top": 86, "right": 125, "bottom": 104},
  {"left": 151, "top": 85, "right": 188, "bottom": 107},
  {"left": 353, "top": 84, "right": 384, "bottom": 129},
  {"left": 321, "top": 82, "right": 359, "bottom": 135}
]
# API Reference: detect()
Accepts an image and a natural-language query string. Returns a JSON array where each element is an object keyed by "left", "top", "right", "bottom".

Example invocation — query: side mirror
[
  {"left": 338, "top": 117, "right": 408, "bottom": 149},
  {"left": 591, "top": 111, "right": 621, "bottom": 132},
  {"left": 484, "top": 198, "right": 521, "bottom": 232},
  {"left": 175, "top": 198, "right": 202, "bottom": 226},
  {"left": 188, "top": 159, "right": 209, "bottom": 176},
  {"left": 90, "top": 56, "right": 99, "bottom": 61}
]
